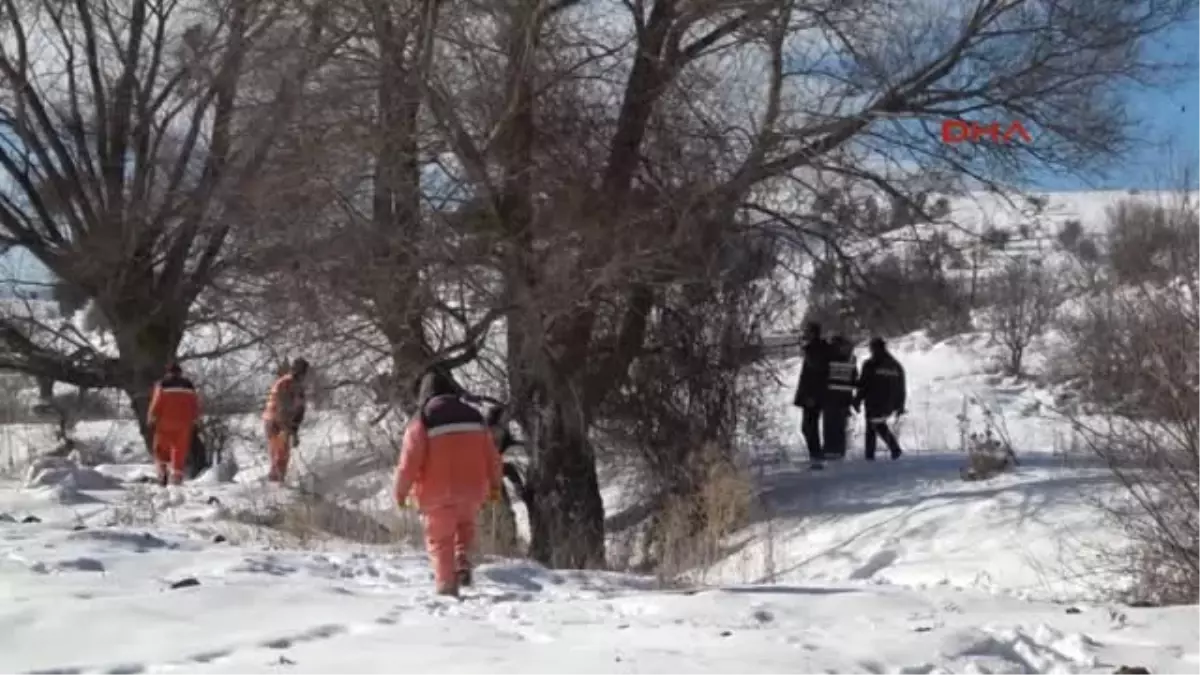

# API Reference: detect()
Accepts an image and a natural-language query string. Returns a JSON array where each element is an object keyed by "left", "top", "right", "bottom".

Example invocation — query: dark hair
[
  {"left": 165, "top": 361, "right": 182, "bottom": 375},
  {"left": 291, "top": 357, "right": 310, "bottom": 375},
  {"left": 415, "top": 368, "right": 457, "bottom": 405},
  {"left": 869, "top": 336, "right": 886, "bottom": 350}
]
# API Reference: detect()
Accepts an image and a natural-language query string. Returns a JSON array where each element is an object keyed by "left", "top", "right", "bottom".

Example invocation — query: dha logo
[{"left": 941, "top": 119, "right": 1032, "bottom": 144}]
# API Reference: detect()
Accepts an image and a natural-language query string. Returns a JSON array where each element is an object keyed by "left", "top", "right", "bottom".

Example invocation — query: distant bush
[
  {"left": 981, "top": 226, "right": 1012, "bottom": 249},
  {"left": 807, "top": 249, "right": 972, "bottom": 340},
  {"left": 1106, "top": 199, "right": 1197, "bottom": 286}
]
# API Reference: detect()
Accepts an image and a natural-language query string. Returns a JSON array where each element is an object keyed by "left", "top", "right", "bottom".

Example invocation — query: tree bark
[{"left": 525, "top": 393, "right": 606, "bottom": 568}]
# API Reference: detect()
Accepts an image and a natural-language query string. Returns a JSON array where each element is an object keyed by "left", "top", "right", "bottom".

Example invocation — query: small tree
[{"left": 987, "top": 256, "right": 1062, "bottom": 376}]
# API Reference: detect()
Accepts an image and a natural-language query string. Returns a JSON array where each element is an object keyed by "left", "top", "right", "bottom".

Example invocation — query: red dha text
[{"left": 941, "top": 120, "right": 1032, "bottom": 144}]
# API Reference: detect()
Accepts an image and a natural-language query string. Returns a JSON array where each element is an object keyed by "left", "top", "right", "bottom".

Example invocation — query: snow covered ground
[
  {"left": 1, "top": 494, "right": 1195, "bottom": 674},
  {"left": 0, "top": 327, "right": 1196, "bottom": 673}
]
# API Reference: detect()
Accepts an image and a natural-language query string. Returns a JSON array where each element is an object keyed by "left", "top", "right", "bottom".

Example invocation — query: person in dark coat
[
  {"left": 792, "top": 322, "right": 830, "bottom": 467},
  {"left": 822, "top": 335, "right": 858, "bottom": 461},
  {"left": 853, "top": 337, "right": 907, "bottom": 460}
]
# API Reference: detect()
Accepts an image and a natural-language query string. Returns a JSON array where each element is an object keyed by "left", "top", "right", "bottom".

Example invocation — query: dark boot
[{"left": 456, "top": 567, "right": 473, "bottom": 588}]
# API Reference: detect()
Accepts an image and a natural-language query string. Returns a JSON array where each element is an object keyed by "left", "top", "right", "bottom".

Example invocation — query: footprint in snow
[
  {"left": 259, "top": 624, "right": 347, "bottom": 650},
  {"left": 54, "top": 557, "right": 105, "bottom": 573},
  {"left": 849, "top": 550, "right": 899, "bottom": 580}
]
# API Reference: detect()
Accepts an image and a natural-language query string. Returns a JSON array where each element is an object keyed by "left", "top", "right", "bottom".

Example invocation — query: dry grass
[
  {"left": 643, "top": 444, "right": 756, "bottom": 584},
  {"left": 215, "top": 488, "right": 422, "bottom": 551},
  {"left": 957, "top": 395, "right": 1019, "bottom": 482},
  {"left": 105, "top": 484, "right": 167, "bottom": 527},
  {"left": 475, "top": 498, "right": 523, "bottom": 558}
]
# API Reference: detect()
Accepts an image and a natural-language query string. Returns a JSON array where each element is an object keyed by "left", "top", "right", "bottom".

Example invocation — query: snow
[
  {"left": 0, "top": 505, "right": 1194, "bottom": 674},
  {"left": 1, "top": 223, "right": 1198, "bottom": 672}
]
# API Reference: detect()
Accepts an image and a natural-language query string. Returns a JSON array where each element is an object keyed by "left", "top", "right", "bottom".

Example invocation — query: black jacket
[
  {"left": 825, "top": 348, "right": 858, "bottom": 409},
  {"left": 855, "top": 351, "right": 907, "bottom": 417},
  {"left": 793, "top": 338, "right": 830, "bottom": 408}
]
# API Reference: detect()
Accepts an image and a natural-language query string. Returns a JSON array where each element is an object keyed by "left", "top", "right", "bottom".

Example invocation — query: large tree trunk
[
  {"left": 111, "top": 295, "right": 186, "bottom": 455},
  {"left": 525, "top": 394, "right": 606, "bottom": 568}
]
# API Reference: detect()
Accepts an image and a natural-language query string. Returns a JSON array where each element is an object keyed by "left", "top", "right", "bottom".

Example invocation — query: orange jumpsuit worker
[
  {"left": 262, "top": 357, "right": 310, "bottom": 483},
  {"left": 394, "top": 370, "right": 503, "bottom": 597},
  {"left": 147, "top": 362, "right": 200, "bottom": 486}
]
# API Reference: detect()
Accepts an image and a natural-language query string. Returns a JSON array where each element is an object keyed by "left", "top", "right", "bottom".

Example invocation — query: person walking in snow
[
  {"left": 262, "top": 357, "right": 310, "bottom": 483},
  {"left": 395, "top": 369, "right": 503, "bottom": 598},
  {"left": 147, "top": 362, "right": 201, "bottom": 487},
  {"left": 822, "top": 334, "right": 858, "bottom": 461},
  {"left": 792, "top": 321, "right": 831, "bottom": 468},
  {"left": 853, "top": 337, "right": 907, "bottom": 461}
]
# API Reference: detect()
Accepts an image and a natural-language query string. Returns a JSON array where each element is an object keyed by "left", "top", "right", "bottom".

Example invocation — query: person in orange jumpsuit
[
  {"left": 262, "top": 357, "right": 310, "bottom": 483},
  {"left": 147, "top": 362, "right": 201, "bottom": 486},
  {"left": 394, "top": 370, "right": 503, "bottom": 597}
]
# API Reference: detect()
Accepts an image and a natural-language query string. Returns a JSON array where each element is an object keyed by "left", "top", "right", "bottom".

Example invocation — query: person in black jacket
[
  {"left": 822, "top": 335, "right": 858, "bottom": 461},
  {"left": 853, "top": 337, "right": 907, "bottom": 460},
  {"left": 792, "top": 322, "right": 830, "bottom": 467}
]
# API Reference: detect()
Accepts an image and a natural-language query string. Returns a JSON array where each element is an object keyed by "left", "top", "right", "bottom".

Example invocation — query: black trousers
[
  {"left": 865, "top": 417, "right": 902, "bottom": 459},
  {"left": 801, "top": 405, "right": 823, "bottom": 460},
  {"left": 822, "top": 405, "right": 850, "bottom": 457}
]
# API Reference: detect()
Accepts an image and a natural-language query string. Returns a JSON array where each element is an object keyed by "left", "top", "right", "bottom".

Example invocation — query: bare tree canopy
[{"left": 0, "top": 0, "right": 338, "bottom": 439}]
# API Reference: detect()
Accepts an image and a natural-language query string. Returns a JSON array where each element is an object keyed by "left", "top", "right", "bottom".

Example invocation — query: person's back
[
  {"left": 400, "top": 393, "right": 499, "bottom": 508},
  {"left": 151, "top": 372, "right": 199, "bottom": 431},
  {"left": 855, "top": 338, "right": 907, "bottom": 461},
  {"left": 795, "top": 334, "right": 830, "bottom": 408},
  {"left": 147, "top": 363, "right": 200, "bottom": 485},
  {"left": 860, "top": 347, "right": 905, "bottom": 417}
]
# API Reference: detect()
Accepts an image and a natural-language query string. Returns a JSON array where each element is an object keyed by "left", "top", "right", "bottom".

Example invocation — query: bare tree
[
  {"left": 405, "top": 0, "right": 1195, "bottom": 568},
  {"left": 0, "top": 0, "right": 338, "bottom": 448},
  {"left": 987, "top": 255, "right": 1062, "bottom": 376}
]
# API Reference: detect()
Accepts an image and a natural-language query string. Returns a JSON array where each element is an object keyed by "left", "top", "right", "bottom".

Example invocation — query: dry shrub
[
  {"left": 985, "top": 256, "right": 1063, "bottom": 377},
  {"left": 105, "top": 485, "right": 165, "bottom": 527},
  {"left": 1053, "top": 189, "right": 1198, "bottom": 606},
  {"left": 645, "top": 444, "right": 755, "bottom": 583},
  {"left": 220, "top": 489, "right": 421, "bottom": 550},
  {"left": 957, "top": 395, "right": 1019, "bottom": 481}
]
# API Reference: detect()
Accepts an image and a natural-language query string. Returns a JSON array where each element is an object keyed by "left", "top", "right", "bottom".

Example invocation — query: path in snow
[{"left": 702, "top": 453, "right": 1128, "bottom": 604}]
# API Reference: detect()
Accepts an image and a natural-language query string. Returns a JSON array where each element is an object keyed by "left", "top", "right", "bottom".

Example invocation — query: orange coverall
[
  {"left": 147, "top": 376, "right": 200, "bottom": 485},
  {"left": 394, "top": 397, "right": 502, "bottom": 594},
  {"left": 263, "top": 373, "right": 306, "bottom": 482}
]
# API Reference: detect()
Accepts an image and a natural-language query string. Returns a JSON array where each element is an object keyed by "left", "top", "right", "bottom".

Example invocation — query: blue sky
[
  {"left": 2, "top": 16, "right": 1197, "bottom": 290},
  {"left": 1029, "top": 16, "right": 1200, "bottom": 191}
]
